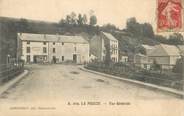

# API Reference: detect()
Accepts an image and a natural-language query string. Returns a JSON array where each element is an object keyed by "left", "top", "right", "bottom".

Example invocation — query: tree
[
  {"left": 102, "top": 23, "right": 118, "bottom": 32},
  {"left": 142, "top": 23, "right": 154, "bottom": 38},
  {"left": 59, "top": 18, "right": 66, "bottom": 26},
  {"left": 77, "top": 14, "right": 83, "bottom": 25},
  {"left": 173, "top": 58, "right": 182, "bottom": 73},
  {"left": 89, "top": 15, "right": 97, "bottom": 26},
  {"left": 16, "top": 18, "right": 29, "bottom": 32},
  {"left": 82, "top": 14, "right": 88, "bottom": 24},
  {"left": 155, "top": 33, "right": 184, "bottom": 45},
  {"left": 155, "top": 35, "right": 167, "bottom": 44},
  {"left": 152, "top": 60, "right": 161, "bottom": 71},
  {"left": 65, "top": 15, "right": 72, "bottom": 24},
  {"left": 126, "top": 17, "right": 137, "bottom": 30},
  {"left": 64, "top": 12, "right": 77, "bottom": 25},
  {"left": 126, "top": 17, "right": 154, "bottom": 38},
  {"left": 168, "top": 33, "right": 184, "bottom": 45},
  {"left": 135, "top": 46, "right": 146, "bottom": 55},
  {"left": 104, "top": 43, "right": 112, "bottom": 66},
  {"left": 70, "top": 12, "right": 77, "bottom": 25},
  {"left": 126, "top": 17, "right": 141, "bottom": 36}
]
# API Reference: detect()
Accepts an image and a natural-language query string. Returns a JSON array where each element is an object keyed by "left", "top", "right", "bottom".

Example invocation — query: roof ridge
[
  {"left": 102, "top": 32, "right": 118, "bottom": 41},
  {"left": 20, "top": 33, "right": 82, "bottom": 37},
  {"left": 19, "top": 33, "right": 88, "bottom": 43}
]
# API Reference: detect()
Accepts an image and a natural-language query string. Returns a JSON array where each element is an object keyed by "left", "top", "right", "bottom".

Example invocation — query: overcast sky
[{"left": 0, "top": 0, "right": 183, "bottom": 35}]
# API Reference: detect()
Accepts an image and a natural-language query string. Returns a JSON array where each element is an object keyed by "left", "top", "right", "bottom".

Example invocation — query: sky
[
  {"left": 0, "top": 0, "right": 156, "bottom": 28},
  {"left": 0, "top": 0, "right": 183, "bottom": 35}
]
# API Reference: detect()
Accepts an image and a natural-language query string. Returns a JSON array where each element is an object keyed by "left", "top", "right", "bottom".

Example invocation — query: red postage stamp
[{"left": 157, "top": 0, "right": 183, "bottom": 32}]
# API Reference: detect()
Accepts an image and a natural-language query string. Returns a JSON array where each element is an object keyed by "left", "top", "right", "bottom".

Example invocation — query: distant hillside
[
  {"left": 0, "top": 17, "right": 60, "bottom": 34},
  {"left": 0, "top": 16, "right": 100, "bottom": 35},
  {"left": 0, "top": 16, "right": 183, "bottom": 56},
  {"left": 110, "top": 31, "right": 159, "bottom": 54}
]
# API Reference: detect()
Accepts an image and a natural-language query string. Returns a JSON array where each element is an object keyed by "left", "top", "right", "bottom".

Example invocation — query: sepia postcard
[{"left": 0, "top": 0, "right": 184, "bottom": 116}]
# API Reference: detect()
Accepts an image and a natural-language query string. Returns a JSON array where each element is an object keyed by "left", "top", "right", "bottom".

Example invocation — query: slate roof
[
  {"left": 102, "top": 32, "right": 118, "bottom": 41},
  {"left": 142, "top": 44, "right": 155, "bottom": 55},
  {"left": 149, "top": 44, "right": 180, "bottom": 56},
  {"left": 18, "top": 33, "right": 88, "bottom": 44}
]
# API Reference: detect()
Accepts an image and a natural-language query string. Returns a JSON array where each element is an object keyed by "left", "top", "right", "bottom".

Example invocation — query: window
[
  {"left": 43, "top": 42, "right": 46, "bottom": 45},
  {"left": 115, "top": 58, "right": 118, "bottom": 62},
  {"left": 53, "top": 42, "right": 55, "bottom": 45},
  {"left": 27, "top": 41, "right": 30, "bottom": 44},
  {"left": 62, "top": 56, "right": 64, "bottom": 61},
  {"left": 52, "top": 56, "right": 56, "bottom": 63},
  {"left": 74, "top": 46, "right": 76, "bottom": 51},
  {"left": 43, "top": 47, "right": 47, "bottom": 53},
  {"left": 53, "top": 48, "right": 56, "bottom": 53},
  {"left": 62, "top": 42, "right": 64, "bottom": 45},
  {"left": 125, "top": 58, "right": 127, "bottom": 62},
  {"left": 115, "top": 50, "right": 117, "bottom": 54},
  {"left": 7, "top": 55, "right": 10, "bottom": 64},
  {"left": 26, "top": 47, "right": 30, "bottom": 53},
  {"left": 112, "top": 58, "right": 115, "bottom": 62},
  {"left": 26, "top": 55, "right": 30, "bottom": 62}
]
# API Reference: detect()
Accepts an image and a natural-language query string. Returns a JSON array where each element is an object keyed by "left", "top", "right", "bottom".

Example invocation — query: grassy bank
[{"left": 86, "top": 62, "right": 183, "bottom": 90}]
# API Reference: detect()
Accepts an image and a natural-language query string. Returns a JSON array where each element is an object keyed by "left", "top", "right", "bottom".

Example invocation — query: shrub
[
  {"left": 151, "top": 60, "right": 161, "bottom": 71},
  {"left": 173, "top": 58, "right": 182, "bottom": 73}
]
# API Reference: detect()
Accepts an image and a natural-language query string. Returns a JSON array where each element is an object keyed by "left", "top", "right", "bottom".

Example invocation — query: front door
[
  {"left": 73, "top": 54, "right": 77, "bottom": 63},
  {"left": 33, "top": 56, "right": 37, "bottom": 63},
  {"left": 26, "top": 55, "right": 30, "bottom": 63},
  {"left": 52, "top": 56, "right": 56, "bottom": 64}
]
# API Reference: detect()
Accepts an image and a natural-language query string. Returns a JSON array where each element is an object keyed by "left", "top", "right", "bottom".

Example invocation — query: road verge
[
  {"left": 80, "top": 66, "right": 184, "bottom": 98},
  {"left": 0, "top": 70, "right": 28, "bottom": 95}
]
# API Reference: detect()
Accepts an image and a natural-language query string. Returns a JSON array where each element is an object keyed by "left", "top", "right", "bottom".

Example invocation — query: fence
[
  {"left": 86, "top": 62, "right": 184, "bottom": 90},
  {"left": 0, "top": 60, "right": 24, "bottom": 84}
]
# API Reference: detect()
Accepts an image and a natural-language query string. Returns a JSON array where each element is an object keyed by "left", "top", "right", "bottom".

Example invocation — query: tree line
[
  {"left": 126, "top": 17, "right": 184, "bottom": 45},
  {"left": 1, "top": 13, "right": 183, "bottom": 46},
  {"left": 59, "top": 11, "right": 97, "bottom": 26}
]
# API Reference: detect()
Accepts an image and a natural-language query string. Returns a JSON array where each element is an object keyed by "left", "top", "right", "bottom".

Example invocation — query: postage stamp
[{"left": 157, "top": 0, "right": 184, "bottom": 32}]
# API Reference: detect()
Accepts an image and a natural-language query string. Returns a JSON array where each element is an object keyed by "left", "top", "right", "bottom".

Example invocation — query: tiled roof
[
  {"left": 102, "top": 32, "right": 118, "bottom": 41},
  {"left": 18, "top": 33, "right": 88, "bottom": 44}
]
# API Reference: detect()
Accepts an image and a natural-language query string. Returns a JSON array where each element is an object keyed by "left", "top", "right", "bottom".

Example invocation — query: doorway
[
  {"left": 52, "top": 56, "right": 56, "bottom": 64},
  {"left": 33, "top": 56, "right": 37, "bottom": 63},
  {"left": 73, "top": 54, "right": 77, "bottom": 63}
]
